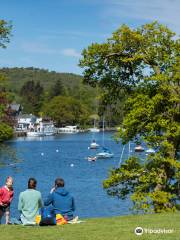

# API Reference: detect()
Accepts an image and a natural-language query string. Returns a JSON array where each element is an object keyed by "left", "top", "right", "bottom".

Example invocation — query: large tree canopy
[
  {"left": 42, "top": 95, "right": 89, "bottom": 127},
  {"left": 80, "top": 22, "right": 180, "bottom": 213},
  {"left": 79, "top": 22, "right": 177, "bottom": 100}
]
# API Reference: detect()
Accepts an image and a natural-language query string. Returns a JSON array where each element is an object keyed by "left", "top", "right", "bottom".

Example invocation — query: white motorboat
[
  {"left": 58, "top": 126, "right": 79, "bottom": 133},
  {"left": 89, "top": 141, "right": 100, "bottom": 149},
  {"left": 27, "top": 131, "right": 44, "bottom": 137},
  {"left": 146, "top": 148, "right": 155, "bottom": 153},
  {"left": 87, "top": 156, "right": 97, "bottom": 162},
  {"left": 96, "top": 152, "right": 114, "bottom": 159},
  {"left": 89, "top": 127, "right": 100, "bottom": 133},
  {"left": 134, "top": 145, "right": 144, "bottom": 152}
]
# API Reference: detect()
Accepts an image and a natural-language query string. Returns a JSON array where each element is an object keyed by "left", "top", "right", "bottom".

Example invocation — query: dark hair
[
  {"left": 28, "top": 178, "right": 37, "bottom": 189},
  {"left": 55, "top": 178, "right": 64, "bottom": 188}
]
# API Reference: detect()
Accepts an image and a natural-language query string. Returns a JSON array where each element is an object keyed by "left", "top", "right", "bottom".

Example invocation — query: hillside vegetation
[
  {"left": 0, "top": 67, "right": 123, "bottom": 127},
  {"left": 1, "top": 67, "right": 82, "bottom": 92}
]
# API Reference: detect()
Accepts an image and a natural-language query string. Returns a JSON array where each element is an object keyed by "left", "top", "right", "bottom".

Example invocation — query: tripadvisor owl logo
[{"left": 135, "top": 227, "right": 143, "bottom": 235}]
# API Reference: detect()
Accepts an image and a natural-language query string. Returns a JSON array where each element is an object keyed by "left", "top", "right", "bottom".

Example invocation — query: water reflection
[{"left": 0, "top": 143, "right": 23, "bottom": 169}]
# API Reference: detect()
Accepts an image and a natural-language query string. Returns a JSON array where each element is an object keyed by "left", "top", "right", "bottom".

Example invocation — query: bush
[{"left": 0, "top": 123, "right": 13, "bottom": 142}]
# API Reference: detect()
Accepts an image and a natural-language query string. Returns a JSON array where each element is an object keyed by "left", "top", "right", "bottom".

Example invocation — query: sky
[{"left": 0, "top": 0, "right": 179, "bottom": 74}]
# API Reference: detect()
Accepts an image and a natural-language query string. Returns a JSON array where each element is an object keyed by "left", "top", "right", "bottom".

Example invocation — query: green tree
[
  {"left": 80, "top": 22, "right": 180, "bottom": 213},
  {"left": 0, "top": 19, "right": 12, "bottom": 48},
  {"left": 0, "top": 19, "right": 12, "bottom": 85},
  {"left": 49, "top": 79, "right": 64, "bottom": 99},
  {"left": 0, "top": 123, "right": 13, "bottom": 142},
  {"left": 42, "top": 95, "right": 89, "bottom": 127},
  {"left": 0, "top": 19, "right": 13, "bottom": 142},
  {"left": 1, "top": 67, "right": 103, "bottom": 119},
  {"left": 20, "top": 80, "right": 44, "bottom": 115},
  {"left": 79, "top": 21, "right": 176, "bottom": 99}
]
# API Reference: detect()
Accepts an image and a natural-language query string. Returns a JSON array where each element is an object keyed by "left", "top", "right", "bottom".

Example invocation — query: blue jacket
[{"left": 44, "top": 187, "right": 75, "bottom": 219}]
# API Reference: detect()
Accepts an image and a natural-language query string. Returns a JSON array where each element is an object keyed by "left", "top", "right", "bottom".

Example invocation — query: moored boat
[
  {"left": 58, "top": 126, "right": 79, "bottom": 133},
  {"left": 134, "top": 145, "right": 144, "bottom": 152},
  {"left": 27, "top": 131, "right": 44, "bottom": 137},
  {"left": 89, "top": 127, "right": 100, "bottom": 133},
  {"left": 87, "top": 156, "right": 97, "bottom": 162},
  {"left": 146, "top": 148, "right": 155, "bottom": 153},
  {"left": 89, "top": 140, "right": 100, "bottom": 149},
  {"left": 96, "top": 147, "right": 114, "bottom": 159},
  {"left": 96, "top": 117, "right": 114, "bottom": 159}
]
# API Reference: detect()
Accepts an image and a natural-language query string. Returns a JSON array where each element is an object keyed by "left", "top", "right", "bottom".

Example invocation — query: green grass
[{"left": 0, "top": 213, "right": 179, "bottom": 240}]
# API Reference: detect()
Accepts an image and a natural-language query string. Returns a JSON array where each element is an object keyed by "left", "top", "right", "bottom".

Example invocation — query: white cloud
[
  {"left": 21, "top": 42, "right": 56, "bottom": 54},
  {"left": 102, "top": 0, "right": 180, "bottom": 34},
  {"left": 21, "top": 42, "right": 81, "bottom": 58},
  {"left": 37, "top": 30, "right": 109, "bottom": 42},
  {"left": 61, "top": 48, "right": 81, "bottom": 58}
]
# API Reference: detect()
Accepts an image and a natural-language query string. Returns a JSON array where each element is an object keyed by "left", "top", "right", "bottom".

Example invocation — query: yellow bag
[
  {"left": 56, "top": 214, "right": 67, "bottom": 225},
  {"left": 35, "top": 215, "right": 41, "bottom": 225}
]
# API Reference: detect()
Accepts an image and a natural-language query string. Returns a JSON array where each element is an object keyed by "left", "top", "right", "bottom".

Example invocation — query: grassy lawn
[{"left": 0, "top": 212, "right": 179, "bottom": 240}]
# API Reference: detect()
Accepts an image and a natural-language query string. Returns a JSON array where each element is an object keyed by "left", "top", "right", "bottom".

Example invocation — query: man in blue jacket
[{"left": 44, "top": 178, "right": 75, "bottom": 221}]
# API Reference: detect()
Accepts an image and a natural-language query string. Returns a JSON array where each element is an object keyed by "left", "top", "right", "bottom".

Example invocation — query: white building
[
  {"left": 16, "top": 114, "right": 56, "bottom": 136},
  {"left": 16, "top": 114, "right": 36, "bottom": 131}
]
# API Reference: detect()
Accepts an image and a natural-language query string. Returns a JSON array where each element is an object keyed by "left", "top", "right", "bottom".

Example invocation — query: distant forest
[
  {"left": 1, "top": 67, "right": 83, "bottom": 92},
  {"left": 1, "top": 67, "right": 123, "bottom": 127}
]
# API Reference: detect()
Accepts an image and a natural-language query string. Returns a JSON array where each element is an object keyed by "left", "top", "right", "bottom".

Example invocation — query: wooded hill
[
  {"left": 0, "top": 67, "right": 123, "bottom": 127},
  {"left": 1, "top": 67, "right": 83, "bottom": 92}
]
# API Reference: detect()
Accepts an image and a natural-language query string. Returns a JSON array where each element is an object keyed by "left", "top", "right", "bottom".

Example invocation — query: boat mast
[
  {"left": 102, "top": 116, "right": 105, "bottom": 146},
  {"left": 128, "top": 141, "right": 131, "bottom": 158}
]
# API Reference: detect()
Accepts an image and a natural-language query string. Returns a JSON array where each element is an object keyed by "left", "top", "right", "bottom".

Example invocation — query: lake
[{"left": 0, "top": 132, "right": 145, "bottom": 220}]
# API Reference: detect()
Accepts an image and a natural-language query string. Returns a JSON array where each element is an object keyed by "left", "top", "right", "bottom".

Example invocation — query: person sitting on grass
[
  {"left": 18, "top": 177, "right": 43, "bottom": 225},
  {"left": 44, "top": 178, "right": 75, "bottom": 221},
  {"left": 0, "top": 176, "right": 14, "bottom": 224}
]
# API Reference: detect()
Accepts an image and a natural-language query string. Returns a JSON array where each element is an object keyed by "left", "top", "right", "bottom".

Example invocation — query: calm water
[{"left": 0, "top": 132, "right": 146, "bottom": 219}]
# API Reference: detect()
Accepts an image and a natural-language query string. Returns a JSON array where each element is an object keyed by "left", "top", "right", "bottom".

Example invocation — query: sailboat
[
  {"left": 89, "top": 119, "right": 100, "bottom": 132},
  {"left": 88, "top": 117, "right": 100, "bottom": 149},
  {"left": 96, "top": 147, "right": 114, "bottom": 158},
  {"left": 96, "top": 117, "right": 114, "bottom": 159},
  {"left": 89, "top": 139, "right": 100, "bottom": 149}
]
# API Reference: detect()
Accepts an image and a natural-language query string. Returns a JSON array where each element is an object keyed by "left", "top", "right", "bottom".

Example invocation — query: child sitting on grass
[{"left": 0, "top": 176, "right": 14, "bottom": 224}]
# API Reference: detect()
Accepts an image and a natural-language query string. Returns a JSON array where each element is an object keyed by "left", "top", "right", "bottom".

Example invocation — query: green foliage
[
  {"left": 20, "top": 80, "right": 44, "bottom": 115},
  {"left": 81, "top": 21, "right": 180, "bottom": 213},
  {"left": 0, "top": 67, "right": 123, "bottom": 126},
  {"left": 0, "top": 19, "right": 13, "bottom": 142},
  {"left": 49, "top": 79, "right": 64, "bottom": 98},
  {"left": 0, "top": 67, "right": 83, "bottom": 93},
  {"left": 42, "top": 95, "right": 89, "bottom": 126},
  {"left": 0, "top": 123, "right": 13, "bottom": 142},
  {"left": 79, "top": 21, "right": 176, "bottom": 100},
  {"left": 0, "top": 91, "right": 14, "bottom": 141},
  {"left": 0, "top": 19, "right": 12, "bottom": 48},
  {"left": 103, "top": 156, "right": 143, "bottom": 199}
]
